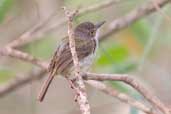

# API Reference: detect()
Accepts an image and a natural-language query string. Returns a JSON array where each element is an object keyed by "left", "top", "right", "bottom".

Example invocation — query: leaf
[{"left": 96, "top": 43, "right": 129, "bottom": 66}]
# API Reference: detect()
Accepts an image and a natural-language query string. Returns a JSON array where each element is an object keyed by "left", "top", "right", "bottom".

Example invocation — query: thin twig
[
  {"left": 6, "top": 12, "right": 58, "bottom": 48},
  {"left": 5, "top": 0, "right": 170, "bottom": 48},
  {"left": 6, "top": 0, "right": 119, "bottom": 49},
  {"left": 63, "top": 7, "right": 90, "bottom": 114},
  {"left": 0, "top": 0, "right": 169, "bottom": 71},
  {"left": 0, "top": 47, "right": 48, "bottom": 70},
  {"left": 86, "top": 80, "right": 155, "bottom": 114},
  {"left": 151, "top": 0, "right": 171, "bottom": 23},
  {"left": 0, "top": 69, "right": 46, "bottom": 97},
  {"left": 0, "top": 1, "right": 170, "bottom": 114},
  {"left": 79, "top": 0, "right": 119, "bottom": 15},
  {"left": 0, "top": 68, "right": 155, "bottom": 114},
  {"left": 47, "top": 0, "right": 120, "bottom": 37},
  {"left": 99, "top": 0, "right": 170, "bottom": 41},
  {"left": 84, "top": 73, "right": 170, "bottom": 114}
]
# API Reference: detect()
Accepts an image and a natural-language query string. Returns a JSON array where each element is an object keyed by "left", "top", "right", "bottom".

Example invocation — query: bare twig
[
  {"left": 86, "top": 80, "right": 155, "bottom": 114},
  {"left": 6, "top": 0, "right": 119, "bottom": 49},
  {"left": 99, "top": 0, "right": 170, "bottom": 41},
  {"left": 79, "top": 0, "right": 119, "bottom": 15},
  {"left": 63, "top": 7, "right": 90, "bottom": 114},
  {"left": 47, "top": 0, "right": 120, "bottom": 37},
  {"left": 6, "top": 12, "right": 58, "bottom": 48},
  {"left": 0, "top": 69, "right": 46, "bottom": 97},
  {"left": 151, "top": 0, "right": 171, "bottom": 23},
  {"left": 0, "top": 47, "right": 48, "bottom": 70},
  {"left": 0, "top": 0, "right": 169, "bottom": 73},
  {"left": 5, "top": 0, "right": 170, "bottom": 48},
  {"left": 84, "top": 73, "right": 170, "bottom": 114},
  {"left": 0, "top": 1, "right": 170, "bottom": 114},
  {"left": 0, "top": 68, "right": 155, "bottom": 114}
]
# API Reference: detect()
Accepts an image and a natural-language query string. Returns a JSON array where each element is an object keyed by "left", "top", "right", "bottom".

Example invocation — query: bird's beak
[{"left": 95, "top": 21, "right": 106, "bottom": 29}]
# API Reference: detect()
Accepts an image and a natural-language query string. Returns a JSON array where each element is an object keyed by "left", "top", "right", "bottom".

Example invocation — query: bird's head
[{"left": 74, "top": 21, "right": 105, "bottom": 39}]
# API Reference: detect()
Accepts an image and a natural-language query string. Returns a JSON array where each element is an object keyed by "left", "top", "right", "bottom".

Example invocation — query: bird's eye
[{"left": 90, "top": 31, "right": 94, "bottom": 35}]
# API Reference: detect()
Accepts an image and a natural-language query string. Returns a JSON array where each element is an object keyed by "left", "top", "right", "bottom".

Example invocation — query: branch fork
[{"left": 0, "top": 1, "right": 171, "bottom": 114}]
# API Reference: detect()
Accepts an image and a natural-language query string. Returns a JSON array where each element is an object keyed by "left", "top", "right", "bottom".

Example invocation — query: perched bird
[{"left": 37, "top": 21, "right": 105, "bottom": 102}]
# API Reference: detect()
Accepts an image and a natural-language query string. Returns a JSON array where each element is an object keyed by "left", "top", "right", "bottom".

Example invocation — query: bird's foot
[
  {"left": 66, "top": 77, "right": 80, "bottom": 102},
  {"left": 66, "top": 77, "right": 77, "bottom": 89}
]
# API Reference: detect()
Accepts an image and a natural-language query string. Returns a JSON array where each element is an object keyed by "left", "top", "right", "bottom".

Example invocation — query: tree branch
[
  {"left": 0, "top": 69, "right": 46, "bottom": 97},
  {"left": 6, "top": 0, "right": 119, "bottom": 48},
  {"left": 99, "top": 0, "right": 170, "bottom": 41},
  {"left": 5, "top": 0, "right": 170, "bottom": 48},
  {"left": 86, "top": 80, "right": 155, "bottom": 114},
  {"left": 83, "top": 73, "right": 170, "bottom": 114},
  {"left": 63, "top": 7, "right": 90, "bottom": 114},
  {"left": 0, "top": 47, "right": 48, "bottom": 70},
  {"left": 0, "top": 1, "right": 170, "bottom": 114}
]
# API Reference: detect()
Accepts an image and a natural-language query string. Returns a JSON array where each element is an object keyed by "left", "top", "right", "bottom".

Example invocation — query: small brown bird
[{"left": 37, "top": 21, "right": 105, "bottom": 102}]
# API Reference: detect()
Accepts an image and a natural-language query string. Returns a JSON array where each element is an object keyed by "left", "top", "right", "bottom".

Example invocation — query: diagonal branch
[
  {"left": 0, "top": 47, "right": 48, "bottom": 70},
  {"left": 86, "top": 80, "right": 155, "bottom": 114},
  {"left": 0, "top": 1, "right": 170, "bottom": 114},
  {"left": 0, "top": 68, "right": 154, "bottom": 114},
  {"left": 84, "top": 73, "right": 170, "bottom": 114},
  {"left": 151, "top": 0, "right": 171, "bottom": 23},
  {"left": 79, "top": 0, "right": 119, "bottom": 15},
  {"left": 6, "top": 0, "right": 119, "bottom": 48},
  {"left": 99, "top": 0, "right": 170, "bottom": 41},
  {"left": 4, "top": 0, "right": 170, "bottom": 48},
  {"left": 0, "top": 69, "right": 46, "bottom": 97}
]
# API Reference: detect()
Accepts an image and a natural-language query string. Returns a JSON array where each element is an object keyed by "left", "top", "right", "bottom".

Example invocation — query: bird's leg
[
  {"left": 66, "top": 77, "right": 77, "bottom": 89},
  {"left": 70, "top": 77, "right": 80, "bottom": 102},
  {"left": 65, "top": 76, "right": 80, "bottom": 102}
]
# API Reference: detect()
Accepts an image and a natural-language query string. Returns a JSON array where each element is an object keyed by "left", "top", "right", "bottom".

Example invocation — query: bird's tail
[{"left": 37, "top": 72, "right": 55, "bottom": 102}]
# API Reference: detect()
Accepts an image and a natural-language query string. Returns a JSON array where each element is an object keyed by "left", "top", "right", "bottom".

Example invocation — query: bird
[{"left": 37, "top": 21, "right": 105, "bottom": 102}]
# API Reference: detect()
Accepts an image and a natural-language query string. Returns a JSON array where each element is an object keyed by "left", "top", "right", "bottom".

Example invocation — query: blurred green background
[{"left": 0, "top": 0, "right": 171, "bottom": 114}]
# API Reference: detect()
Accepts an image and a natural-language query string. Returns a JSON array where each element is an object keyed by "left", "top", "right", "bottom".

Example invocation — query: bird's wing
[
  {"left": 48, "top": 37, "right": 69, "bottom": 74},
  {"left": 37, "top": 38, "right": 96, "bottom": 101},
  {"left": 49, "top": 37, "right": 96, "bottom": 74}
]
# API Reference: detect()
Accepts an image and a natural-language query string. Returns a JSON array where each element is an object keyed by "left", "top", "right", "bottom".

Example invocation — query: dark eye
[{"left": 90, "top": 31, "right": 94, "bottom": 35}]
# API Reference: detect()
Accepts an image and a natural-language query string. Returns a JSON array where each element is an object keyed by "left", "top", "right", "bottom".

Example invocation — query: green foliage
[
  {"left": 109, "top": 78, "right": 142, "bottom": 102},
  {"left": 64, "top": 0, "right": 101, "bottom": 7},
  {"left": 129, "top": 93, "right": 143, "bottom": 114},
  {"left": 75, "top": 12, "right": 102, "bottom": 24},
  {"left": 130, "top": 107, "right": 139, "bottom": 114},
  {"left": 0, "top": 0, "right": 13, "bottom": 22},
  {"left": 97, "top": 44, "right": 129, "bottom": 65},
  {"left": 0, "top": 68, "right": 14, "bottom": 83},
  {"left": 64, "top": 0, "right": 103, "bottom": 24},
  {"left": 95, "top": 41, "right": 137, "bottom": 92},
  {"left": 130, "top": 20, "right": 151, "bottom": 45},
  {"left": 111, "top": 62, "right": 137, "bottom": 73},
  {"left": 95, "top": 42, "right": 136, "bottom": 73},
  {"left": 109, "top": 81, "right": 130, "bottom": 93},
  {"left": 23, "top": 37, "right": 57, "bottom": 59}
]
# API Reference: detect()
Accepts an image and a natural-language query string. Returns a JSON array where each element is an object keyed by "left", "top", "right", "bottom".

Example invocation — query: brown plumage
[
  {"left": 37, "top": 21, "right": 105, "bottom": 102},
  {"left": 49, "top": 37, "right": 96, "bottom": 75}
]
